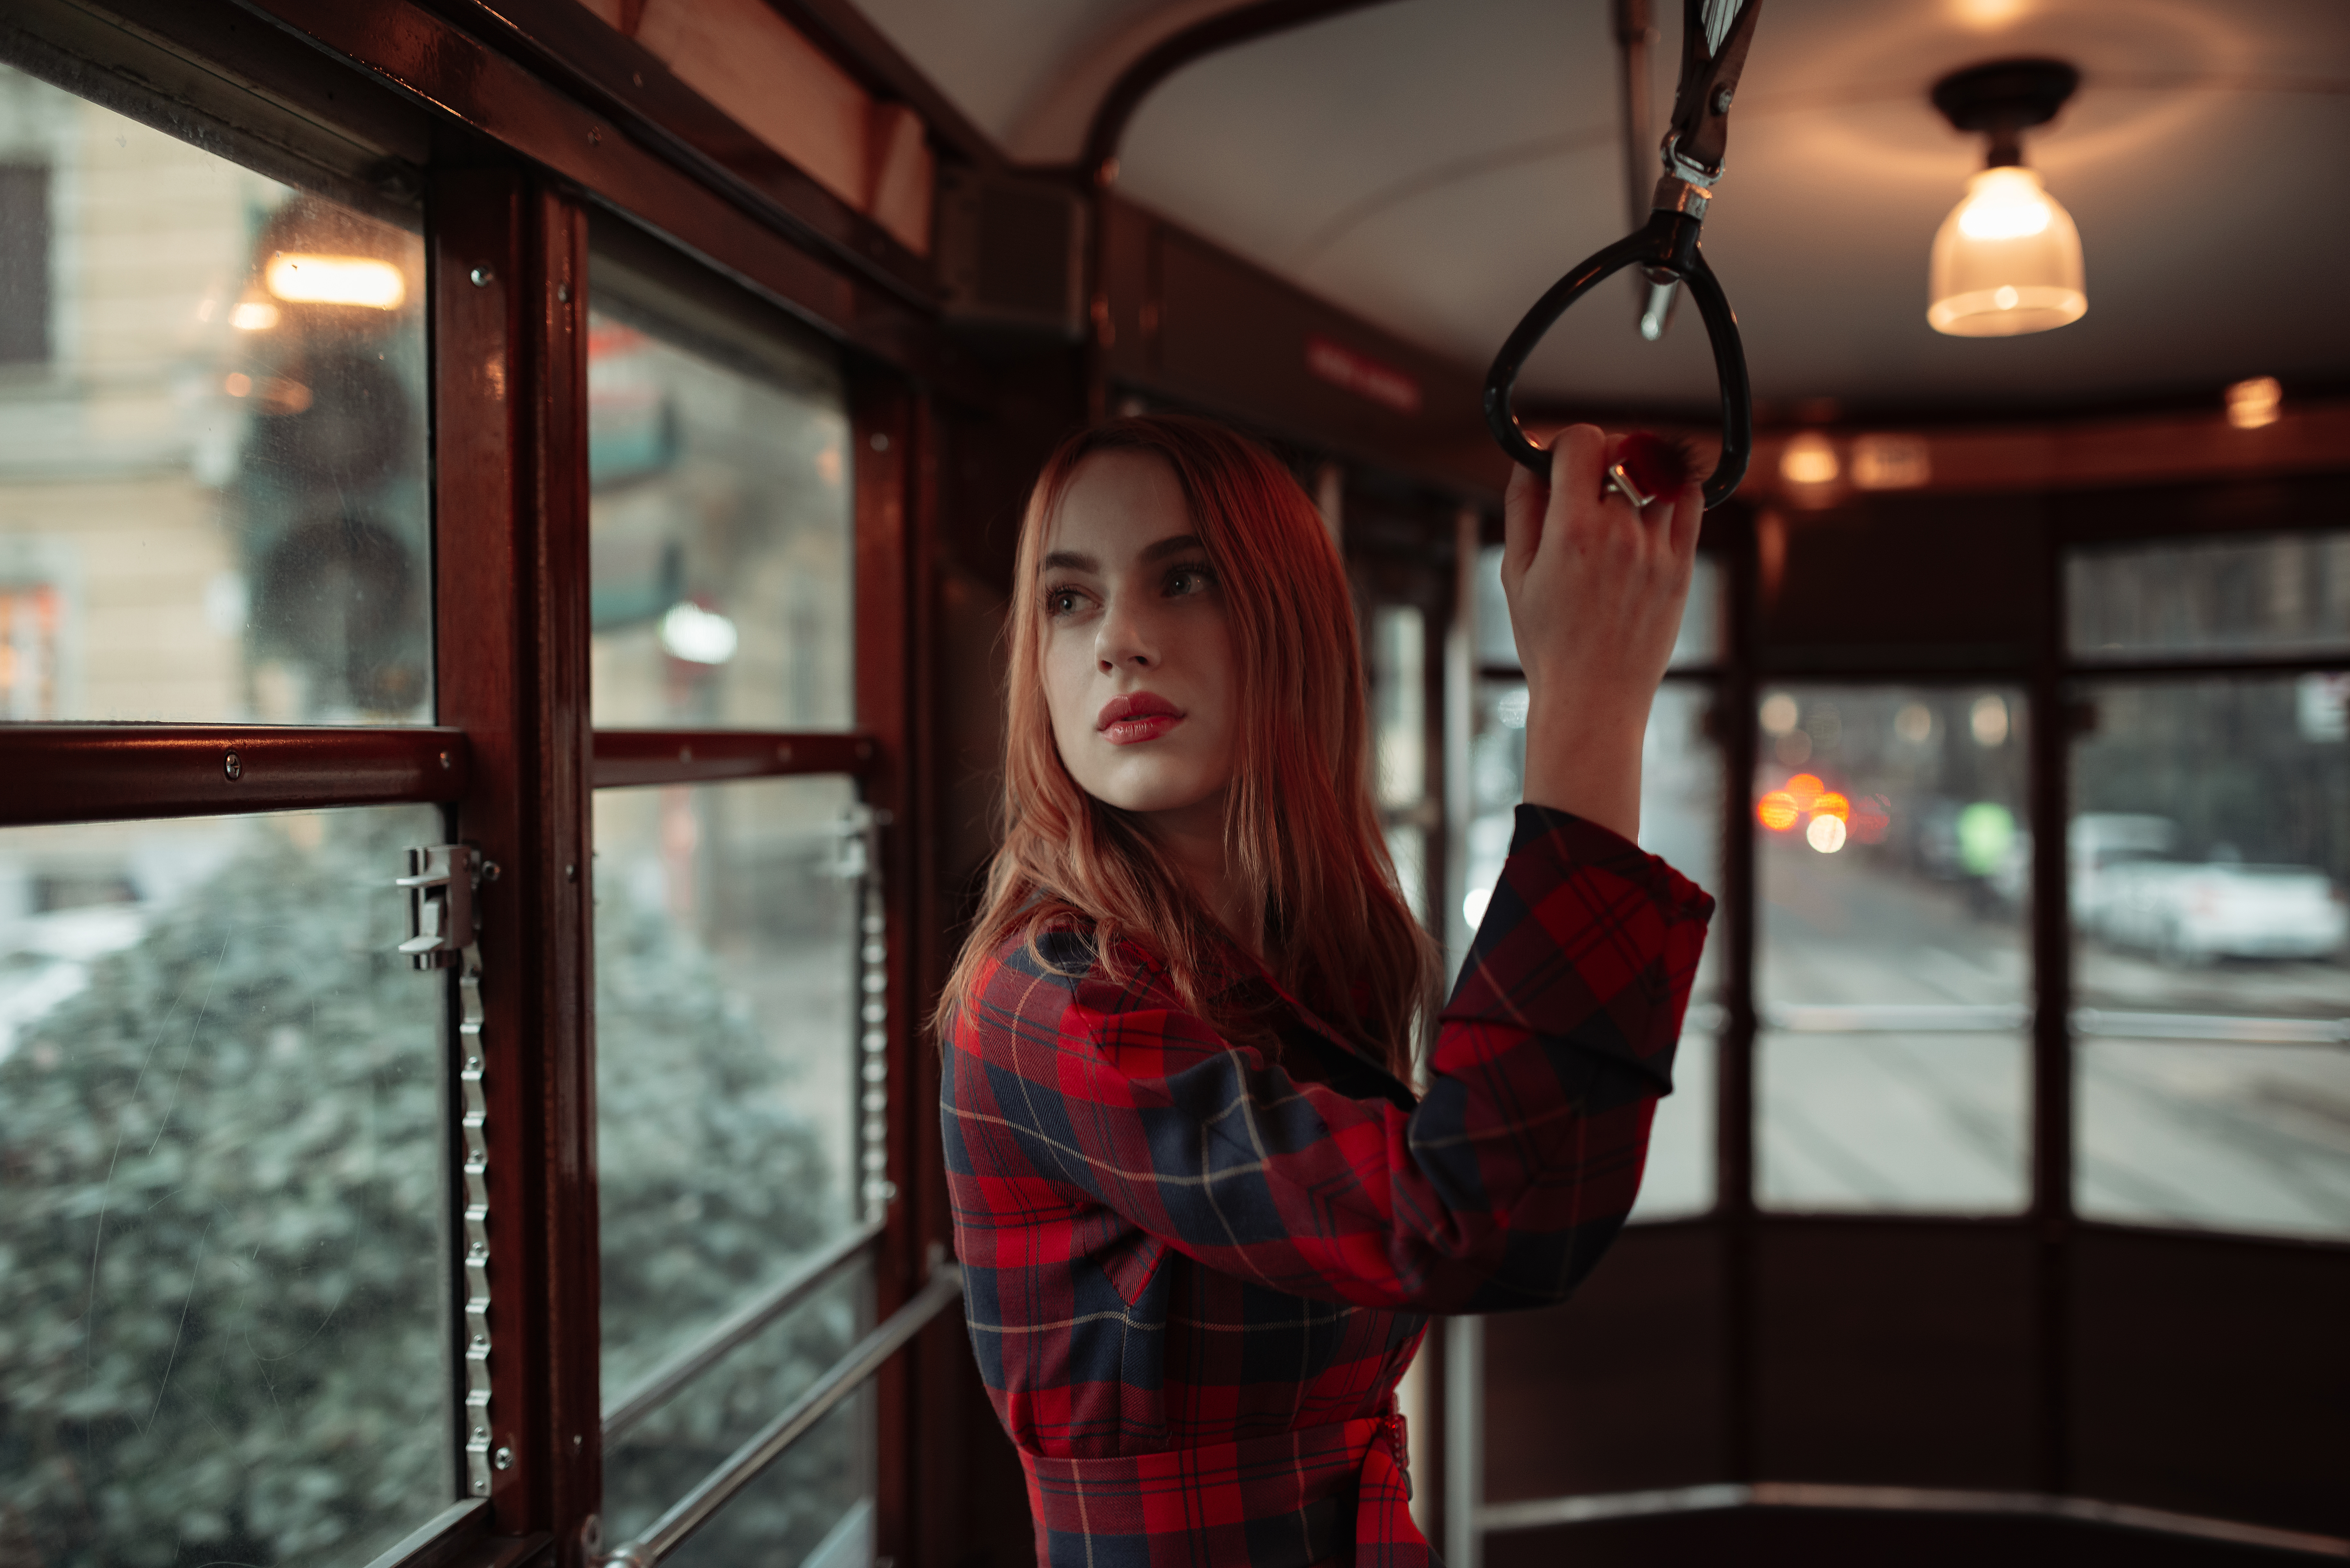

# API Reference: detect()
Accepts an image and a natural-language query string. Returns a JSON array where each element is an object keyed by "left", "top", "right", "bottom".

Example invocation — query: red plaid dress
[{"left": 942, "top": 806, "right": 1713, "bottom": 1566}]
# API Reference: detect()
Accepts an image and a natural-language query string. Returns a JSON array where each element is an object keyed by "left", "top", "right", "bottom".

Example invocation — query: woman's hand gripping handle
[{"left": 1501, "top": 426, "right": 1702, "bottom": 842}]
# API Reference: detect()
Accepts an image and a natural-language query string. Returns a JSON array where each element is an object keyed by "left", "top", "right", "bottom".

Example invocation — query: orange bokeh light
[
  {"left": 1757, "top": 791, "right": 1800, "bottom": 831},
  {"left": 1813, "top": 791, "right": 1850, "bottom": 823},
  {"left": 1783, "top": 773, "right": 1824, "bottom": 811}
]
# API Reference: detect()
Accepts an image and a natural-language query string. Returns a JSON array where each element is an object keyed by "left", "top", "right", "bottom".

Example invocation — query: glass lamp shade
[{"left": 1927, "top": 166, "right": 2086, "bottom": 337}]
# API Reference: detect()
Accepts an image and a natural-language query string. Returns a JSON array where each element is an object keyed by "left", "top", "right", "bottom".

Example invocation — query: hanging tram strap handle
[{"left": 1484, "top": 0, "right": 1764, "bottom": 509}]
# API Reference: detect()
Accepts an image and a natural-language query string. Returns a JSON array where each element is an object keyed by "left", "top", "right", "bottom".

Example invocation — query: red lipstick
[{"left": 1097, "top": 691, "right": 1183, "bottom": 745}]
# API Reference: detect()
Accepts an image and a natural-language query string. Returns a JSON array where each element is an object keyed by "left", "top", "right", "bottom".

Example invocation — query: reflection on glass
[
  {"left": 595, "top": 777, "right": 866, "bottom": 1527},
  {"left": 2071, "top": 677, "right": 2350, "bottom": 1239},
  {"left": 0, "top": 63, "right": 431, "bottom": 723},
  {"left": 588, "top": 286, "right": 852, "bottom": 729},
  {"left": 2068, "top": 531, "right": 2350, "bottom": 660},
  {"left": 1476, "top": 543, "right": 1719, "bottom": 670},
  {"left": 0, "top": 806, "right": 451, "bottom": 1564},
  {"left": 1755, "top": 685, "right": 2031, "bottom": 1214},
  {"left": 1465, "top": 679, "right": 1722, "bottom": 1217}
]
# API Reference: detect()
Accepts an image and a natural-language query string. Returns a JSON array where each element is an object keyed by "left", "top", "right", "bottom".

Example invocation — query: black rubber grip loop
[{"left": 1483, "top": 209, "right": 1752, "bottom": 510}]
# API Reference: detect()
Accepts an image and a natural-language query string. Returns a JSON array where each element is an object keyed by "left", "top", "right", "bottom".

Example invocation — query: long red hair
[{"left": 935, "top": 415, "right": 1435, "bottom": 1078}]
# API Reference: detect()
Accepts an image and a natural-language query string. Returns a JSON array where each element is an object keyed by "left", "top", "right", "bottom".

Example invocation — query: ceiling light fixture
[{"left": 1927, "top": 58, "right": 2085, "bottom": 338}]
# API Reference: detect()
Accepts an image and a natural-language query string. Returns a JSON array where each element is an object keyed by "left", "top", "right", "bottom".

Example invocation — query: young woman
[{"left": 936, "top": 414, "right": 1713, "bottom": 1567}]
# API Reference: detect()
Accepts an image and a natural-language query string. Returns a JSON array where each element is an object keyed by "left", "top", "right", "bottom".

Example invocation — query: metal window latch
[{"left": 398, "top": 844, "right": 491, "bottom": 969}]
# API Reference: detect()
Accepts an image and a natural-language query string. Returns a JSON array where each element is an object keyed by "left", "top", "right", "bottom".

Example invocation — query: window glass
[
  {"left": 0, "top": 804, "right": 452, "bottom": 1564},
  {"left": 587, "top": 284, "right": 852, "bottom": 729},
  {"left": 605, "top": 1269, "right": 874, "bottom": 1563},
  {"left": 2068, "top": 531, "right": 2350, "bottom": 660},
  {"left": 1754, "top": 685, "right": 2031, "bottom": 1213},
  {"left": 1476, "top": 542, "right": 1719, "bottom": 671},
  {"left": 1465, "top": 678, "right": 1722, "bottom": 1217},
  {"left": 0, "top": 63, "right": 431, "bottom": 723},
  {"left": 2071, "top": 677, "right": 2350, "bottom": 1239},
  {"left": 1371, "top": 603, "right": 1430, "bottom": 928},
  {"left": 594, "top": 776, "right": 869, "bottom": 1536}
]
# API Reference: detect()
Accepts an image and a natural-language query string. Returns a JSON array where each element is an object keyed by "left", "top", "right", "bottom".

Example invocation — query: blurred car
[
  {"left": 2097, "top": 855, "right": 2348, "bottom": 963},
  {"left": 2069, "top": 813, "right": 2178, "bottom": 931}
]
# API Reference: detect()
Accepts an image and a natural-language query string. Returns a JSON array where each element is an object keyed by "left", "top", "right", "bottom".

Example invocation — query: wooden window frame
[{"left": 0, "top": 6, "right": 953, "bottom": 1566}]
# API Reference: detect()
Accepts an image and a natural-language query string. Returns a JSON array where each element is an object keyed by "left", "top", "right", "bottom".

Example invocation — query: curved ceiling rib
[{"left": 1079, "top": 0, "right": 1411, "bottom": 182}]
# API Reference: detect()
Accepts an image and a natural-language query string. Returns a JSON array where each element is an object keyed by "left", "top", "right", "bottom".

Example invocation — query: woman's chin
[{"left": 1077, "top": 759, "right": 1226, "bottom": 820}]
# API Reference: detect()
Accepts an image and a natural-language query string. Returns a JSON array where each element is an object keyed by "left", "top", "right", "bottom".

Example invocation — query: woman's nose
[{"left": 1095, "top": 597, "right": 1155, "bottom": 671}]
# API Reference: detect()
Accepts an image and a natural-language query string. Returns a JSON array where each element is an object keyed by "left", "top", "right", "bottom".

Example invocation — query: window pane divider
[
  {"left": 2065, "top": 653, "right": 2350, "bottom": 678},
  {"left": 599, "top": 1262, "right": 963, "bottom": 1567},
  {"left": 590, "top": 729, "right": 877, "bottom": 789},
  {"left": 601, "top": 1217, "right": 885, "bottom": 1444},
  {"left": 0, "top": 723, "right": 468, "bottom": 825}
]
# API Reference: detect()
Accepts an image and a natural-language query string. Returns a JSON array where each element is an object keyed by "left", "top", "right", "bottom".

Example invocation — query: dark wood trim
[
  {"left": 1, "top": 0, "right": 433, "bottom": 222},
  {"left": 849, "top": 371, "right": 921, "bottom": 1564},
  {"left": 407, "top": 0, "right": 938, "bottom": 302},
  {"left": 0, "top": 725, "right": 468, "bottom": 827},
  {"left": 1717, "top": 503, "right": 1761, "bottom": 1484},
  {"left": 589, "top": 730, "right": 875, "bottom": 790},
  {"left": 758, "top": 0, "right": 1006, "bottom": 174},
  {"left": 1098, "top": 199, "right": 1507, "bottom": 500},
  {"left": 226, "top": 0, "right": 986, "bottom": 400},
  {"left": 2031, "top": 494, "right": 2073, "bottom": 1496},
  {"left": 431, "top": 168, "right": 598, "bottom": 1545}
]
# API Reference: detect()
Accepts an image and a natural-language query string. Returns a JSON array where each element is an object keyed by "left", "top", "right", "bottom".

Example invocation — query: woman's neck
[{"left": 1140, "top": 792, "right": 1260, "bottom": 959}]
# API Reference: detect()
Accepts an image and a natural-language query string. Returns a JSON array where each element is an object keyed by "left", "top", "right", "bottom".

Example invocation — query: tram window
[
  {"left": 1755, "top": 685, "right": 2031, "bottom": 1214},
  {"left": 1371, "top": 603, "right": 1431, "bottom": 928},
  {"left": 2069, "top": 531, "right": 2350, "bottom": 660},
  {"left": 0, "top": 805, "right": 452, "bottom": 1564},
  {"left": 0, "top": 63, "right": 430, "bottom": 725},
  {"left": 593, "top": 775, "right": 874, "bottom": 1549},
  {"left": 2070, "top": 676, "right": 2350, "bottom": 1239},
  {"left": 1473, "top": 542, "right": 1720, "bottom": 671},
  {"left": 1465, "top": 678, "right": 1723, "bottom": 1219},
  {"left": 586, "top": 278, "right": 853, "bottom": 730}
]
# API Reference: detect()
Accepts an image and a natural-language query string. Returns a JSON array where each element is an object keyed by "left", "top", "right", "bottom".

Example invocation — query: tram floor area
[{"left": 1484, "top": 1503, "right": 2338, "bottom": 1567}]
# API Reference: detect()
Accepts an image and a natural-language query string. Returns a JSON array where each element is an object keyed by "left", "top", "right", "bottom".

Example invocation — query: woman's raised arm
[
  {"left": 1503, "top": 424, "right": 1703, "bottom": 842},
  {"left": 943, "top": 804, "right": 1712, "bottom": 1315}
]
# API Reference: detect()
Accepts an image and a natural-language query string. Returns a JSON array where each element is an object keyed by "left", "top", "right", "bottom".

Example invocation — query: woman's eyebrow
[
  {"left": 1039, "top": 534, "right": 1203, "bottom": 574},
  {"left": 1139, "top": 533, "right": 1205, "bottom": 562}
]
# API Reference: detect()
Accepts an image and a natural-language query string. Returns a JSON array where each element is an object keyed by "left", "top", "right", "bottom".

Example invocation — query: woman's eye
[
  {"left": 1046, "top": 587, "right": 1085, "bottom": 616},
  {"left": 1166, "top": 565, "right": 1214, "bottom": 597}
]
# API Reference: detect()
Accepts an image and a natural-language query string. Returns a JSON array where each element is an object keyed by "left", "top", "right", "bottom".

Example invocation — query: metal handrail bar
[
  {"left": 1763, "top": 1003, "right": 2030, "bottom": 1034},
  {"left": 2071, "top": 1009, "right": 2350, "bottom": 1045},
  {"left": 602, "top": 1218, "right": 885, "bottom": 1444},
  {"left": 601, "top": 1264, "right": 965, "bottom": 1567}
]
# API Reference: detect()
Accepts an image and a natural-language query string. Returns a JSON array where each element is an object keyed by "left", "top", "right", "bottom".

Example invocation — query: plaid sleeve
[{"left": 948, "top": 805, "right": 1712, "bottom": 1315}]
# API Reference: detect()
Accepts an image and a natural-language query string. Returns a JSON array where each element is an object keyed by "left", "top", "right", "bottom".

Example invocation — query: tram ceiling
[{"left": 854, "top": 0, "right": 2350, "bottom": 419}]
